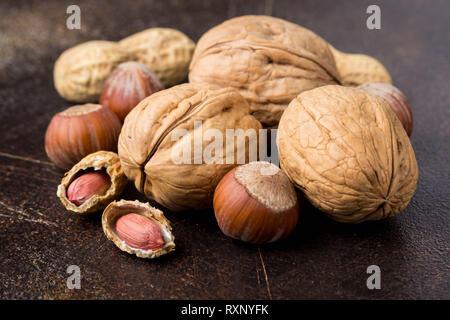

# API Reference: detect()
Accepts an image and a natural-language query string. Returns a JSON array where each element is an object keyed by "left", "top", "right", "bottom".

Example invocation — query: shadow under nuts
[
  {"left": 118, "top": 83, "right": 262, "bottom": 212},
  {"left": 213, "top": 161, "right": 299, "bottom": 243},
  {"left": 277, "top": 85, "right": 418, "bottom": 223},
  {"left": 189, "top": 15, "right": 340, "bottom": 128}
]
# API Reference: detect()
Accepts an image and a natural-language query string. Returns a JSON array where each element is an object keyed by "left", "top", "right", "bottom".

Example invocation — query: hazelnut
[
  {"left": 45, "top": 104, "right": 122, "bottom": 170},
  {"left": 100, "top": 62, "right": 164, "bottom": 122},
  {"left": 116, "top": 213, "right": 165, "bottom": 251},
  {"left": 358, "top": 82, "right": 413, "bottom": 136},
  {"left": 67, "top": 170, "right": 111, "bottom": 206},
  {"left": 213, "top": 161, "right": 299, "bottom": 244}
]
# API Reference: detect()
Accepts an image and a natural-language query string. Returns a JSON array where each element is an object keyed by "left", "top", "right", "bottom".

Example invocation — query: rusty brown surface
[{"left": 0, "top": 0, "right": 449, "bottom": 299}]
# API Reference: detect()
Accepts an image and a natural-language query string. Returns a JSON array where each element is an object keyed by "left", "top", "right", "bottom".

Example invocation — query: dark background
[{"left": 0, "top": 0, "right": 449, "bottom": 299}]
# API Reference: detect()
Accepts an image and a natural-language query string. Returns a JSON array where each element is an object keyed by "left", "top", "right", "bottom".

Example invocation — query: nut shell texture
[
  {"left": 54, "top": 41, "right": 127, "bottom": 102},
  {"left": 330, "top": 46, "right": 392, "bottom": 86},
  {"left": 118, "top": 83, "right": 262, "bottom": 211},
  {"left": 119, "top": 28, "right": 195, "bottom": 87},
  {"left": 189, "top": 15, "right": 340, "bottom": 127},
  {"left": 277, "top": 85, "right": 418, "bottom": 223},
  {"left": 358, "top": 82, "right": 413, "bottom": 137},
  {"left": 102, "top": 200, "right": 175, "bottom": 259},
  {"left": 57, "top": 151, "right": 127, "bottom": 214}
]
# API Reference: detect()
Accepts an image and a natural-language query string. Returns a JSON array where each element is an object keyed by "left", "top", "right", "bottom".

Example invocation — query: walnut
[
  {"left": 118, "top": 83, "right": 262, "bottom": 212},
  {"left": 277, "top": 85, "right": 418, "bottom": 223},
  {"left": 189, "top": 15, "right": 340, "bottom": 127}
]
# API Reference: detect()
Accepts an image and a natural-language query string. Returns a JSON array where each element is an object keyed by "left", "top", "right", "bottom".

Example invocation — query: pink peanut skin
[
  {"left": 116, "top": 213, "right": 164, "bottom": 251},
  {"left": 67, "top": 171, "right": 111, "bottom": 206}
]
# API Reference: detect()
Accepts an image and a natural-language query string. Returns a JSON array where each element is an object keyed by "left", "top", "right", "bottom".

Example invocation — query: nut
[
  {"left": 67, "top": 170, "right": 111, "bottom": 206},
  {"left": 45, "top": 104, "right": 122, "bottom": 170},
  {"left": 116, "top": 213, "right": 165, "bottom": 251},
  {"left": 277, "top": 85, "right": 418, "bottom": 223},
  {"left": 54, "top": 41, "right": 127, "bottom": 102},
  {"left": 57, "top": 151, "right": 127, "bottom": 214},
  {"left": 118, "top": 83, "right": 262, "bottom": 212},
  {"left": 213, "top": 161, "right": 299, "bottom": 243},
  {"left": 100, "top": 61, "right": 164, "bottom": 122},
  {"left": 102, "top": 200, "right": 175, "bottom": 259},
  {"left": 358, "top": 82, "right": 413, "bottom": 137},
  {"left": 330, "top": 46, "right": 392, "bottom": 86},
  {"left": 189, "top": 15, "right": 340, "bottom": 127},
  {"left": 119, "top": 28, "right": 195, "bottom": 87}
]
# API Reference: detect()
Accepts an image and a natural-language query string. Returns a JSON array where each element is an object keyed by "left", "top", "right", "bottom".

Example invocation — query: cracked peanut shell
[
  {"left": 277, "top": 85, "right": 418, "bottom": 223},
  {"left": 189, "top": 15, "right": 340, "bottom": 127},
  {"left": 57, "top": 151, "right": 127, "bottom": 214},
  {"left": 119, "top": 28, "right": 195, "bottom": 87},
  {"left": 102, "top": 200, "right": 175, "bottom": 259},
  {"left": 118, "top": 83, "right": 262, "bottom": 212}
]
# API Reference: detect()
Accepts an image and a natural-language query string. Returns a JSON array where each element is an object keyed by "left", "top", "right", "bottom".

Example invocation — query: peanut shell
[
  {"left": 54, "top": 41, "right": 128, "bottom": 102},
  {"left": 119, "top": 28, "right": 195, "bottom": 87},
  {"left": 102, "top": 200, "right": 175, "bottom": 259},
  {"left": 330, "top": 46, "right": 392, "bottom": 86},
  {"left": 57, "top": 151, "right": 127, "bottom": 214}
]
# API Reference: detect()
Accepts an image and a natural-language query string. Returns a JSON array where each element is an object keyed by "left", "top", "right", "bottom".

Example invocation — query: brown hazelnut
[
  {"left": 45, "top": 104, "right": 122, "bottom": 170},
  {"left": 358, "top": 82, "right": 413, "bottom": 136},
  {"left": 213, "top": 161, "right": 299, "bottom": 244},
  {"left": 100, "top": 62, "right": 164, "bottom": 122}
]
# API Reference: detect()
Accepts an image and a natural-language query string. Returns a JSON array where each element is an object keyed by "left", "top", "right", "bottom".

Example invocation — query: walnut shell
[
  {"left": 119, "top": 28, "right": 195, "bottom": 87},
  {"left": 57, "top": 151, "right": 127, "bottom": 214},
  {"left": 102, "top": 200, "right": 175, "bottom": 259},
  {"left": 330, "top": 46, "right": 392, "bottom": 86},
  {"left": 189, "top": 15, "right": 340, "bottom": 127},
  {"left": 54, "top": 41, "right": 128, "bottom": 102},
  {"left": 277, "top": 85, "right": 418, "bottom": 223},
  {"left": 118, "top": 83, "right": 262, "bottom": 212}
]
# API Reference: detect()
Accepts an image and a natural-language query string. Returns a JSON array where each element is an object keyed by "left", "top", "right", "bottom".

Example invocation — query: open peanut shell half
[
  {"left": 57, "top": 151, "right": 127, "bottom": 214},
  {"left": 102, "top": 200, "right": 175, "bottom": 259}
]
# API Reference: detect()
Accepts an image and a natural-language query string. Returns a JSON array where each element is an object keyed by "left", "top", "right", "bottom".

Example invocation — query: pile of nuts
[{"left": 46, "top": 15, "right": 418, "bottom": 259}]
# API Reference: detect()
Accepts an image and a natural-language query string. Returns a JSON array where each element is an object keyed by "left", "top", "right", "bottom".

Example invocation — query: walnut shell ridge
[
  {"left": 118, "top": 83, "right": 262, "bottom": 212},
  {"left": 54, "top": 41, "right": 127, "bottom": 102},
  {"left": 189, "top": 15, "right": 340, "bottom": 127},
  {"left": 57, "top": 151, "right": 127, "bottom": 214},
  {"left": 277, "top": 85, "right": 418, "bottom": 223}
]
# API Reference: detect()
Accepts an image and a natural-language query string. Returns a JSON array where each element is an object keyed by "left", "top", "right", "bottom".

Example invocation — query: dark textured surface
[{"left": 0, "top": 0, "right": 449, "bottom": 299}]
